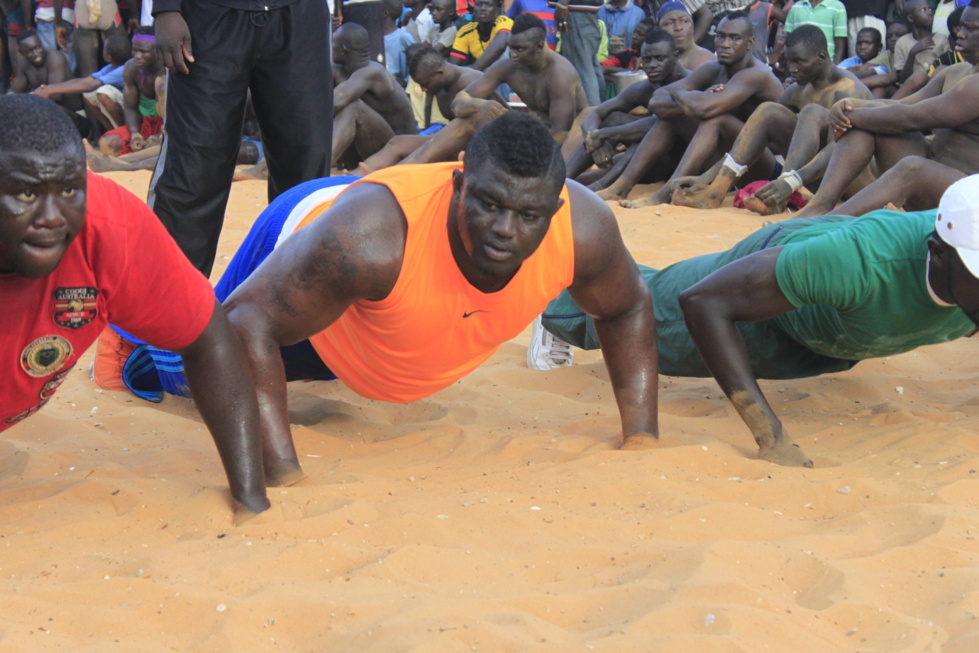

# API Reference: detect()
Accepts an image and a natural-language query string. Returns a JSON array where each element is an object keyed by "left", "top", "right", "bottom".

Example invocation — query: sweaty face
[
  {"left": 450, "top": 166, "right": 563, "bottom": 282},
  {"left": 714, "top": 17, "right": 752, "bottom": 64},
  {"left": 886, "top": 23, "right": 909, "bottom": 51},
  {"left": 641, "top": 41, "right": 677, "bottom": 83},
  {"left": 956, "top": 6, "right": 979, "bottom": 64},
  {"left": 508, "top": 30, "right": 542, "bottom": 68},
  {"left": 412, "top": 64, "right": 446, "bottom": 93},
  {"left": 18, "top": 36, "right": 46, "bottom": 67},
  {"left": 659, "top": 10, "right": 693, "bottom": 50},
  {"left": 855, "top": 32, "right": 881, "bottom": 61},
  {"left": 785, "top": 42, "right": 824, "bottom": 85},
  {"left": 132, "top": 40, "right": 157, "bottom": 69},
  {"left": 0, "top": 147, "right": 87, "bottom": 279}
]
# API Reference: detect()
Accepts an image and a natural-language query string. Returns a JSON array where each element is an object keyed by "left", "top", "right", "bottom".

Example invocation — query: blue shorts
[{"left": 120, "top": 176, "right": 361, "bottom": 401}]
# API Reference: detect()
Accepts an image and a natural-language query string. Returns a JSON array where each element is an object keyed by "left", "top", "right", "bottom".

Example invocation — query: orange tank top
[{"left": 293, "top": 162, "right": 575, "bottom": 403}]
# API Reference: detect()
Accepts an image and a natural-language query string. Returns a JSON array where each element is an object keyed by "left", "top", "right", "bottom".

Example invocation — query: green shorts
[{"left": 543, "top": 217, "right": 859, "bottom": 379}]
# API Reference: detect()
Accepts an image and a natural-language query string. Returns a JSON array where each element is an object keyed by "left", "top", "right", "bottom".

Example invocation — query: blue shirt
[
  {"left": 91, "top": 63, "right": 125, "bottom": 91},
  {"left": 597, "top": 2, "right": 646, "bottom": 51},
  {"left": 384, "top": 28, "right": 416, "bottom": 84}
]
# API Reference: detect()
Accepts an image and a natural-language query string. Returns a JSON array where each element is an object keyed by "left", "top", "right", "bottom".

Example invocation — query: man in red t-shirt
[{"left": 0, "top": 95, "right": 270, "bottom": 520}]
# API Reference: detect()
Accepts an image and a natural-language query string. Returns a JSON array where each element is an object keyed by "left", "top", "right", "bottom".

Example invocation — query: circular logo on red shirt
[{"left": 21, "top": 336, "right": 74, "bottom": 378}]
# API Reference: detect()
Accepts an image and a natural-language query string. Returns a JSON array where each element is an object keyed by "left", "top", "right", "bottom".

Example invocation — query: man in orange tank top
[
  {"left": 220, "top": 113, "right": 660, "bottom": 486},
  {"left": 100, "top": 113, "right": 659, "bottom": 488}
]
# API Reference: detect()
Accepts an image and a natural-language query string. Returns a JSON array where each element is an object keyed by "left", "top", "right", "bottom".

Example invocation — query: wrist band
[
  {"left": 778, "top": 169, "right": 804, "bottom": 192},
  {"left": 721, "top": 152, "right": 747, "bottom": 178}
]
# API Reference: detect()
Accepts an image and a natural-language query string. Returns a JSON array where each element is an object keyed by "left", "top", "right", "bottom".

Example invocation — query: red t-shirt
[{"left": 2, "top": 172, "right": 215, "bottom": 431}]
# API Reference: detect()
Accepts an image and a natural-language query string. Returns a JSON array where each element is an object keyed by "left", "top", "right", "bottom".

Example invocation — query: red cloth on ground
[
  {"left": 99, "top": 116, "right": 163, "bottom": 155},
  {"left": 733, "top": 180, "right": 809, "bottom": 211}
]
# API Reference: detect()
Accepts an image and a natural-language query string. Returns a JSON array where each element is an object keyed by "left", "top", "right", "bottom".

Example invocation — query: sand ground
[{"left": 1, "top": 172, "right": 977, "bottom": 652}]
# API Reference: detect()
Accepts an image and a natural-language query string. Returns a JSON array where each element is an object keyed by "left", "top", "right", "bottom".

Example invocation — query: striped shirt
[{"left": 784, "top": 0, "right": 848, "bottom": 60}]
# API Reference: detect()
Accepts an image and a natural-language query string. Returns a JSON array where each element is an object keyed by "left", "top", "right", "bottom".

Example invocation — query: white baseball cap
[{"left": 935, "top": 174, "right": 979, "bottom": 278}]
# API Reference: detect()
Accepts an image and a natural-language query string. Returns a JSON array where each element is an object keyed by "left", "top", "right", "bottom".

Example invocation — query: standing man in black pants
[{"left": 148, "top": 0, "right": 334, "bottom": 276}]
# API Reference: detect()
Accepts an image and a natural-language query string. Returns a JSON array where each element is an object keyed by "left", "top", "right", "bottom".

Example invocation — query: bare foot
[
  {"left": 85, "top": 147, "right": 116, "bottom": 173},
  {"left": 758, "top": 435, "right": 813, "bottom": 467},
  {"left": 597, "top": 187, "right": 628, "bottom": 202},
  {"left": 621, "top": 434, "right": 660, "bottom": 450},
  {"left": 745, "top": 180, "right": 791, "bottom": 216},
  {"left": 740, "top": 194, "right": 783, "bottom": 216},
  {"left": 620, "top": 184, "right": 673, "bottom": 209},
  {"left": 672, "top": 185, "right": 725, "bottom": 209}
]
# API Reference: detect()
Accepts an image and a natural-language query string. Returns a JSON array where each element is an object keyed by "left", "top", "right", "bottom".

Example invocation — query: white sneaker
[{"left": 527, "top": 315, "right": 574, "bottom": 370}]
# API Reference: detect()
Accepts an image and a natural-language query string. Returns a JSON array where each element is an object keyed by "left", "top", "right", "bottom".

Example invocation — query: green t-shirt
[{"left": 773, "top": 209, "right": 975, "bottom": 361}]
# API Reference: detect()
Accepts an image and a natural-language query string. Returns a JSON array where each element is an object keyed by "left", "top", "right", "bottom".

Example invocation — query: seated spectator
[
  {"left": 839, "top": 27, "right": 887, "bottom": 74},
  {"left": 97, "top": 27, "right": 164, "bottom": 157},
  {"left": 857, "top": 20, "right": 910, "bottom": 97},
  {"left": 430, "top": 0, "right": 468, "bottom": 55},
  {"left": 601, "top": 15, "right": 656, "bottom": 82},
  {"left": 658, "top": 1, "right": 716, "bottom": 70},
  {"left": 449, "top": 0, "right": 512, "bottom": 70},
  {"left": 894, "top": 0, "right": 950, "bottom": 84},
  {"left": 30, "top": 33, "right": 132, "bottom": 138}
]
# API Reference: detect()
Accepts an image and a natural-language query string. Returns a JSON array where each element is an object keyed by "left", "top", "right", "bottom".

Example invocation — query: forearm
[
  {"left": 849, "top": 103, "right": 932, "bottom": 134},
  {"left": 37, "top": 77, "right": 101, "bottom": 95},
  {"left": 451, "top": 90, "right": 491, "bottom": 118},
  {"left": 179, "top": 307, "right": 269, "bottom": 513},
  {"left": 899, "top": 56, "right": 916, "bottom": 83},
  {"left": 670, "top": 88, "right": 725, "bottom": 119},
  {"left": 594, "top": 292, "right": 659, "bottom": 440},
  {"left": 123, "top": 107, "right": 142, "bottom": 136},
  {"left": 680, "top": 297, "right": 784, "bottom": 444},
  {"left": 594, "top": 116, "right": 656, "bottom": 144}
]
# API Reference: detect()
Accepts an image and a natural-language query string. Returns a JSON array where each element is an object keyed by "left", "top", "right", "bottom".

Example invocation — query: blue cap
[{"left": 657, "top": 0, "right": 689, "bottom": 20}]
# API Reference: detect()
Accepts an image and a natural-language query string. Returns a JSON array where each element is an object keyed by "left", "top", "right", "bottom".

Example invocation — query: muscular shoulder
[
  {"left": 280, "top": 182, "right": 409, "bottom": 302},
  {"left": 566, "top": 180, "right": 622, "bottom": 282},
  {"left": 122, "top": 59, "right": 139, "bottom": 83}
]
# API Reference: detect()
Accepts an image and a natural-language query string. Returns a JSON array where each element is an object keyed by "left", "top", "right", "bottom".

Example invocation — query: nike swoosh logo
[{"left": 463, "top": 310, "right": 488, "bottom": 318}]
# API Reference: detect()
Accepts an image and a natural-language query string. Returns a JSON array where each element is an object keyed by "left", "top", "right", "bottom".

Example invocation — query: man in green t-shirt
[{"left": 533, "top": 176, "right": 979, "bottom": 466}]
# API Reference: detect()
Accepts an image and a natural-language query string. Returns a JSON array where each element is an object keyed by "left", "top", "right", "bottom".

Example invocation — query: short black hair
[
  {"left": 511, "top": 12, "right": 546, "bottom": 38},
  {"left": 948, "top": 5, "right": 966, "bottom": 33},
  {"left": 16, "top": 28, "right": 39, "bottom": 44},
  {"left": 104, "top": 33, "right": 132, "bottom": 63},
  {"left": 644, "top": 28, "right": 676, "bottom": 48},
  {"left": 719, "top": 9, "right": 752, "bottom": 33},
  {"left": 134, "top": 24, "right": 154, "bottom": 37},
  {"left": 637, "top": 16, "right": 656, "bottom": 30},
  {"left": 465, "top": 113, "right": 565, "bottom": 186},
  {"left": 408, "top": 43, "right": 444, "bottom": 77},
  {"left": 785, "top": 23, "right": 828, "bottom": 54},
  {"left": 856, "top": 27, "right": 882, "bottom": 44},
  {"left": 336, "top": 22, "right": 370, "bottom": 54},
  {"left": 0, "top": 95, "right": 83, "bottom": 160}
]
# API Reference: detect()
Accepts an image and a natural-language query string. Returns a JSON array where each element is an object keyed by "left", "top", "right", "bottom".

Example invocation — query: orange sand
[{"left": 2, "top": 173, "right": 977, "bottom": 652}]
